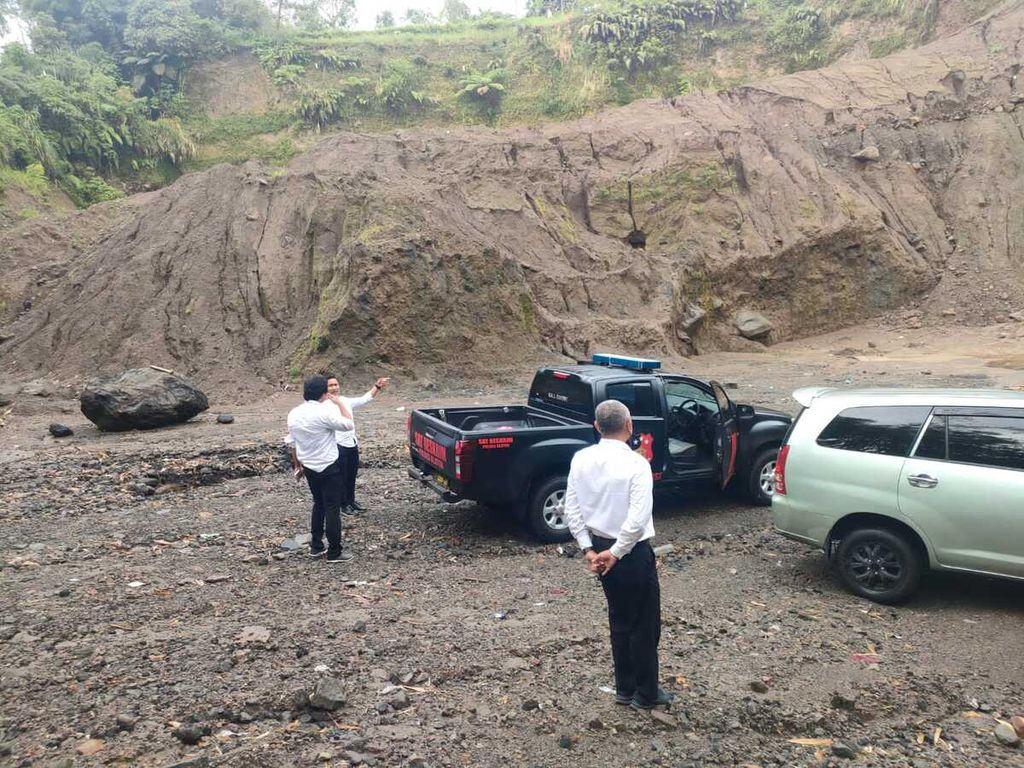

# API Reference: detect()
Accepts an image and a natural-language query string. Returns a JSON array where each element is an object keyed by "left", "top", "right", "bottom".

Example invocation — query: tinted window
[
  {"left": 914, "top": 414, "right": 946, "bottom": 459},
  {"left": 816, "top": 406, "right": 930, "bottom": 456},
  {"left": 605, "top": 382, "right": 657, "bottom": 417},
  {"left": 530, "top": 372, "right": 591, "bottom": 418},
  {"left": 947, "top": 415, "right": 1024, "bottom": 471}
]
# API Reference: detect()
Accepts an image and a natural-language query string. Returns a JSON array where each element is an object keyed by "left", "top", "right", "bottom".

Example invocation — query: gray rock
[
  {"left": 80, "top": 368, "right": 208, "bottom": 431},
  {"left": 165, "top": 758, "right": 210, "bottom": 768},
  {"left": 734, "top": 310, "right": 773, "bottom": 340},
  {"left": 48, "top": 423, "right": 73, "bottom": 438},
  {"left": 216, "top": 414, "right": 235, "bottom": 424},
  {"left": 20, "top": 380, "right": 53, "bottom": 397},
  {"left": 995, "top": 722, "right": 1021, "bottom": 747},
  {"left": 678, "top": 302, "right": 706, "bottom": 334},
  {"left": 309, "top": 677, "right": 347, "bottom": 711},
  {"left": 115, "top": 714, "right": 136, "bottom": 731},
  {"left": 342, "top": 751, "right": 376, "bottom": 766},
  {"left": 750, "top": 680, "right": 769, "bottom": 693},
  {"left": 522, "top": 699, "right": 539, "bottom": 711},
  {"left": 172, "top": 723, "right": 208, "bottom": 745},
  {"left": 390, "top": 690, "right": 411, "bottom": 710},
  {"left": 832, "top": 741, "right": 858, "bottom": 759},
  {"left": 852, "top": 145, "right": 880, "bottom": 161}
]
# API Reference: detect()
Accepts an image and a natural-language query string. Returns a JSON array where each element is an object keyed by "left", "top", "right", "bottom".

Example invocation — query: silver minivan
[{"left": 772, "top": 388, "right": 1024, "bottom": 602}]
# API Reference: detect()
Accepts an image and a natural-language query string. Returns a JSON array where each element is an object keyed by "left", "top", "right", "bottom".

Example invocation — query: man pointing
[
  {"left": 287, "top": 375, "right": 354, "bottom": 564},
  {"left": 564, "top": 399, "right": 673, "bottom": 711}
]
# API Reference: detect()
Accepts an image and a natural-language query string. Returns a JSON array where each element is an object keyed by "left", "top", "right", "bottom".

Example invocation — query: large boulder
[
  {"left": 734, "top": 310, "right": 773, "bottom": 341},
  {"left": 80, "top": 368, "right": 208, "bottom": 431}
]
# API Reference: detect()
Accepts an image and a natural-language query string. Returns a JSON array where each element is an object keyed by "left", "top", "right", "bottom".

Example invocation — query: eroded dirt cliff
[{"left": 3, "top": 1, "right": 1024, "bottom": 391}]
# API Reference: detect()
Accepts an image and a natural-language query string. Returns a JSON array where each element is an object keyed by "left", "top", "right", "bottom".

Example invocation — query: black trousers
[
  {"left": 339, "top": 443, "right": 359, "bottom": 506},
  {"left": 304, "top": 456, "right": 346, "bottom": 556},
  {"left": 593, "top": 536, "right": 662, "bottom": 702}
]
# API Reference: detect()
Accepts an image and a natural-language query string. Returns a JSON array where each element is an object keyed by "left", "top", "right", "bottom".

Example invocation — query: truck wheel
[
  {"left": 835, "top": 528, "right": 922, "bottom": 604},
  {"left": 528, "top": 475, "right": 572, "bottom": 543},
  {"left": 747, "top": 447, "right": 779, "bottom": 506}
]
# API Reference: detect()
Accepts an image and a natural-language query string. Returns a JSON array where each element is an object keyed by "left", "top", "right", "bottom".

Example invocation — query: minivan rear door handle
[{"left": 907, "top": 473, "right": 938, "bottom": 488}]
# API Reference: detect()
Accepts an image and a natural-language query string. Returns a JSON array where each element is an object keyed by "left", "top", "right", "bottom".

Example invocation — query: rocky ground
[{"left": 2, "top": 322, "right": 1024, "bottom": 768}]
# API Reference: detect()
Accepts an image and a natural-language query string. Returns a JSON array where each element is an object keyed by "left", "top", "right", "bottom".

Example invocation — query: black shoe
[
  {"left": 615, "top": 691, "right": 635, "bottom": 706},
  {"left": 326, "top": 551, "right": 354, "bottom": 564},
  {"left": 341, "top": 504, "right": 356, "bottom": 516},
  {"left": 631, "top": 688, "right": 674, "bottom": 710},
  {"left": 308, "top": 546, "right": 326, "bottom": 558},
  {"left": 349, "top": 500, "right": 366, "bottom": 512}
]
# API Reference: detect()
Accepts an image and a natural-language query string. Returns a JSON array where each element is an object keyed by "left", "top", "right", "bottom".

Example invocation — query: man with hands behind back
[{"left": 564, "top": 399, "right": 673, "bottom": 711}]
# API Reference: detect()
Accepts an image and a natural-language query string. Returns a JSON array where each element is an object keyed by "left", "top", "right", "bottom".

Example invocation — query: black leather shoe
[
  {"left": 631, "top": 688, "right": 674, "bottom": 710},
  {"left": 615, "top": 691, "right": 635, "bottom": 706},
  {"left": 349, "top": 500, "right": 366, "bottom": 512}
]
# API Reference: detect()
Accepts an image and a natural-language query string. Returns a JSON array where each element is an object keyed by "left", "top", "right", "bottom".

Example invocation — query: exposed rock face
[
  {"left": 3, "top": 2, "right": 1024, "bottom": 391},
  {"left": 80, "top": 368, "right": 209, "bottom": 431}
]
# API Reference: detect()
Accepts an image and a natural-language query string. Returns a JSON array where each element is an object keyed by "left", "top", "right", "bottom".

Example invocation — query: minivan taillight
[
  {"left": 454, "top": 439, "right": 475, "bottom": 482},
  {"left": 774, "top": 444, "right": 790, "bottom": 496}
]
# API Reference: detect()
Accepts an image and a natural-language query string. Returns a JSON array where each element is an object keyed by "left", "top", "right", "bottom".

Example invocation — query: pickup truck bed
[{"left": 418, "top": 406, "right": 578, "bottom": 432}]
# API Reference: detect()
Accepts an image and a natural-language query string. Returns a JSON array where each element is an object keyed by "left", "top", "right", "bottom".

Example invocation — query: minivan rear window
[{"left": 816, "top": 406, "right": 930, "bottom": 456}]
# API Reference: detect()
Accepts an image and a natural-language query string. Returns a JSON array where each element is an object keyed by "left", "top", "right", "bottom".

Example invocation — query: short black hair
[
  {"left": 324, "top": 372, "right": 338, "bottom": 382},
  {"left": 304, "top": 375, "right": 329, "bottom": 401}
]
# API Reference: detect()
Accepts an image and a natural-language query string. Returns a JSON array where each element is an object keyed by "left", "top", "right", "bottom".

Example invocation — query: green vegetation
[
  {"left": 0, "top": 0, "right": 268, "bottom": 206},
  {"left": 0, "top": 0, "right": 1004, "bottom": 204}
]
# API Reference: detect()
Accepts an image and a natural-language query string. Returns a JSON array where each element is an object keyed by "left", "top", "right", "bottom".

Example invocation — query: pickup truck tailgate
[{"left": 409, "top": 410, "right": 460, "bottom": 483}]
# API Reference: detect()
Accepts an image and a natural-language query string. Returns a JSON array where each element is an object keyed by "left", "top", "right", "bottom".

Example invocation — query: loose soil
[{"left": 2, "top": 323, "right": 1023, "bottom": 767}]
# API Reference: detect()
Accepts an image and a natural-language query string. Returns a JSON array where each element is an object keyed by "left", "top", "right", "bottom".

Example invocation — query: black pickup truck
[{"left": 408, "top": 354, "right": 791, "bottom": 542}]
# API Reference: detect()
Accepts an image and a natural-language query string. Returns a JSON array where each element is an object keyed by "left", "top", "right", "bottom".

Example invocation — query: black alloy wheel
[{"left": 835, "top": 527, "right": 922, "bottom": 604}]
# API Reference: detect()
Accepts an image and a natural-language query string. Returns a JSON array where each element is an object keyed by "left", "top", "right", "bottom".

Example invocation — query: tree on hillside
[
  {"left": 0, "top": 0, "right": 17, "bottom": 34},
  {"left": 404, "top": 7, "right": 437, "bottom": 24},
  {"left": 441, "top": 0, "right": 471, "bottom": 23},
  {"left": 375, "top": 10, "right": 395, "bottom": 27},
  {"left": 21, "top": 0, "right": 129, "bottom": 48},
  {"left": 291, "top": 0, "right": 355, "bottom": 29},
  {"left": 527, "top": 0, "right": 577, "bottom": 15}
]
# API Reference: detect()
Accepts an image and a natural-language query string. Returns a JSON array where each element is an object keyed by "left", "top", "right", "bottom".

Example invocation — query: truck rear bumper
[{"left": 407, "top": 467, "right": 463, "bottom": 503}]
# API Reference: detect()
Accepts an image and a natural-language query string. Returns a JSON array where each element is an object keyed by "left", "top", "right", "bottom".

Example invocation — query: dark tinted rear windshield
[
  {"left": 530, "top": 371, "right": 592, "bottom": 418},
  {"left": 816, "top": 406, "right": 930, "bottom": 456}
]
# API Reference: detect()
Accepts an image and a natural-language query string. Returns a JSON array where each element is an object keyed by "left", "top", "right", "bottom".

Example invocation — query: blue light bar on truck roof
[{"left": 592, "top": 353, "right": 661, "bottom": 370}]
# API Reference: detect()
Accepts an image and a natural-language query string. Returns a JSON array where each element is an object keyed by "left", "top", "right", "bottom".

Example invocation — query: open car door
[{"left": 710, "top": 381, "right": 739, "bottom": 488}]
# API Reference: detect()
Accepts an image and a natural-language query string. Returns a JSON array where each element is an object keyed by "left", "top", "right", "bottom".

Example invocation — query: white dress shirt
[
  {"left": 564, "top": 438, "right": 655, "bottom": 560},
  {"left": 286, "top": 400, "right": 355, "bottom": 472},
  {"left": 335, "top": 391, "right": 374, "bottom": 447}
]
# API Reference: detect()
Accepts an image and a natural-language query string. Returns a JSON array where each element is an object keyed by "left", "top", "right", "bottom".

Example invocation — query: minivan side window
[
  {"left": 947, "top": 415, "right": 1024, "bottom": 471},
  {"left": 816, "top": 406, "right": 930, "bottom": 456},
  {"left": 914, "top": 415, "right": 946, "bottom": 459}
]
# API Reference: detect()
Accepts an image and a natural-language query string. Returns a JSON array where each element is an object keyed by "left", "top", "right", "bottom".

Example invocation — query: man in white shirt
[
  {"left": 286, "top": 376, "right": 355, "bottom": 563},
  {"left": 326, "top": 374, "right": 390, "bottom": 514},
  {"left": 564, "top": 399, "right": 673, "bottom": 711}
]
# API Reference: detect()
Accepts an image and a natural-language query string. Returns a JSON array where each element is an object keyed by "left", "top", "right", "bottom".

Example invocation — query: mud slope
[{"left": 2, "top": 1, "right": 1024, "bottom": 390}]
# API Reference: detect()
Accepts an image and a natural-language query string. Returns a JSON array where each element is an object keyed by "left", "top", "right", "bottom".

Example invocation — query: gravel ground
[{"left": 2, "top": 323, "right": 1024, "bottom": 767}]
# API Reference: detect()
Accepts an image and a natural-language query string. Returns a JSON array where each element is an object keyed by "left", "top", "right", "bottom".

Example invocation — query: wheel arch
[{"left": 826, "top": 513, "right": 933, "bottom": 568}]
